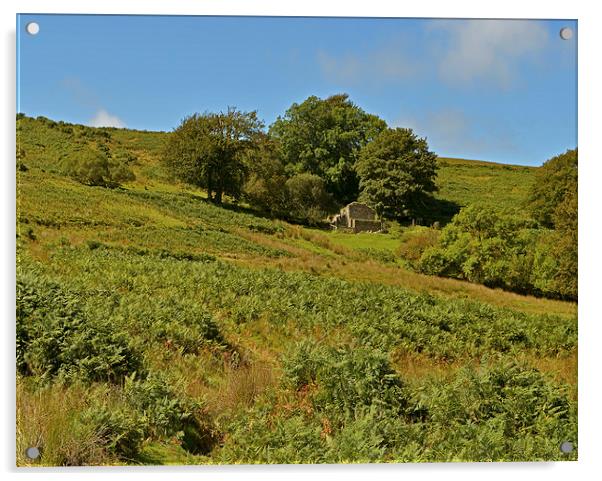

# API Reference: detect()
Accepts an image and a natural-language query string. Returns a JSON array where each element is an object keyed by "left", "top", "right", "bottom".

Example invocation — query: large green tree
[
  {"left": 242, "top": 134, "right": 289, "bottom": 217},
  {"left": 269, "top": 94, "right": 387, "bottom": 205},
  {"left": 528, "top": 148, "right": 577, "bottom": 228},
  {"left": 356, "top": 127, "right": 438, "bottom": 220},
  {"left": 527, "top": 148, "right": 577, "bottom": 299},
  {"left": 163, "top": 108, "right": 264, "bottom": 203}
]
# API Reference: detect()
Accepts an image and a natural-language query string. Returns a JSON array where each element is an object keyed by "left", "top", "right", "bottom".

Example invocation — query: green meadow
[{"left": 16, "top": 116, "right": 576, "bottom": 465}]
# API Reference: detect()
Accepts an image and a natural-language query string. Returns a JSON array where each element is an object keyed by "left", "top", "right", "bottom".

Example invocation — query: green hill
[
  {"left": 436, "top": 157, "right": 536, "bottom": 212},
  {"left": 16, "top": 116, "right": 576, "bottom": 465}
]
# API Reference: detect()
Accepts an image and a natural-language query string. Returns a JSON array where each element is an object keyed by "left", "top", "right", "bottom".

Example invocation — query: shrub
[
  {"left": 61, "top": 150, "right": 135, "bottom": 187},
  {"left": 283, "top": 343, "right": 408, "bottom": 422},
  {"left": 417, "top": 205, "right": 549, "bottom": 296},
  {"left": 80, "top": 404, "right": 146, "bottom": 461},
  {"left": 109, "top": 162, "right": 136, "bottom": 184},
  {"left": 124, "top": 372, "right": 218, "bottom": 454},
  {"left": 16, "top": 273, "right": 143, "bottom": 383}
]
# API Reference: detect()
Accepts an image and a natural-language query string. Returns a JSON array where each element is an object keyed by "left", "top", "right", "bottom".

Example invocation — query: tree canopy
[
  {"left": 356, "top": 127, "right": 438, "bottom": 220},
  {"left": 163, "top": 108, "right": 264, "bottom": 203},
  {"left": 269, "top": 94, "right": 387, "bottom": 205},
  {"left": 528, "top": 148, "right": 577, "bottom": 228}
]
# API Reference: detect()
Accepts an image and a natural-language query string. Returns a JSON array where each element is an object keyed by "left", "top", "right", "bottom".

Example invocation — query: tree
[
  {"left": 269, "top": 94, "right": 387, "bottom": 205},
  {"left": 163, "top": 108, "right": 264, "bottom": 204},
  {"left": 356, "top": 128, "right": 438, "bottom": 220},
  {"left": 285, "top": 173, "right": 334, "bottom": 225},
  {"left": 527, "top": 149, "right": 577, "bottom": 300},
  {"left": 548, "top": 188, "right": 577, "bottom": 299},
  {"left": 418, "top": 206, "right": 539, "bottom": 293},
  {"left": 61, "top": 149, "right": 135, "bottom": 188},
  {"left": 242, "top": 135, "right": 289, "bottom": 217},
  {"left": 528, "top": 149, "right": 577, "bottom": 228}
]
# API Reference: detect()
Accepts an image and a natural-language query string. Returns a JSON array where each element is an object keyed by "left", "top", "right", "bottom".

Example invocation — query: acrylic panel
[{"left": 16, "top": 14, "right": 577, "bottom": 466}]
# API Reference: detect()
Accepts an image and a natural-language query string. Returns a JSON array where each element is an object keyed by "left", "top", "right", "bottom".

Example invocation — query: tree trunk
[{"left": 215, "top": 189, "right": 223, "bottom": 204}]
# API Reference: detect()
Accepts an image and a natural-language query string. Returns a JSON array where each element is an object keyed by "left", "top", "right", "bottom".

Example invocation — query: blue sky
[{"left": 17, "top": 15, "right": 577, "bottom": 166}]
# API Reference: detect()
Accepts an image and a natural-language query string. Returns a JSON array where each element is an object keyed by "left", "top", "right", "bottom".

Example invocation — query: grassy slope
[
  {"left": 16, "top": 117, "right": 576, "bottom": 465},
  {"left": 17, "top": 117, "right": 562, "bottom": 315},
  {"left": 436, "top": 157, "right": 536, "bottom": 212}
]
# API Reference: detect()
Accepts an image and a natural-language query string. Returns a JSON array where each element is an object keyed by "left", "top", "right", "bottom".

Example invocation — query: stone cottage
[{"left": 330, "top": 202, "right": 382, "bottom": 233}]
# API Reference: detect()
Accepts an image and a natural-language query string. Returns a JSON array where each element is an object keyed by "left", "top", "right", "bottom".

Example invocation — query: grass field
[
  {"left": 436, "top": 157, "right": 536, "bottom": 213},
  {"left": 16, "top": 116, "right": 577, "bottom": 465}
]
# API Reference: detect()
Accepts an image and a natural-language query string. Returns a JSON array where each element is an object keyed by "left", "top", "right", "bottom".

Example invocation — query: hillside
[
  {"left": 16, "top": 116, "right": 576, "bottom": 465},
  {"left": 436, "top": 157, "right": 536, "bottom": 213}
]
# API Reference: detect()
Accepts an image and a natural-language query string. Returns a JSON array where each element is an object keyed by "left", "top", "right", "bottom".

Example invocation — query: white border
[{"left": 3, "top": 1, "right": 601, "bottom": 480}]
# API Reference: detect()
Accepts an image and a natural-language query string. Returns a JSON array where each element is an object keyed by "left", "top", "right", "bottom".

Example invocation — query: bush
[
  {"left": 80, "top": 404, "right": 146, "bottom": 461},
  {"left": 61, "top": 150, "right": 135, "bottom": 187},
  {"left": 124, "top": 372, "right": 218, "bottom": 454},
  {"left": 283, "top": 343, "right": 408, "bottom": 422},
  {"left": 417, "top": 205, "right": 548, "bottom": 296},
  {"left": 16, "top": 273, "right": 143, "bottom": 383}
]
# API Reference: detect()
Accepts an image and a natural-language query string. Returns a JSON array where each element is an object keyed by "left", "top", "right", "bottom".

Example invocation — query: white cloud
[
  {"left": 317, "top": 21, "right": 549, "bottom": 90},
  {"left": 89, "top": 109, "right": 126, "bottom": 128},
  {"left": 430, "top": 20, "right": 549, "bottom": 88}
]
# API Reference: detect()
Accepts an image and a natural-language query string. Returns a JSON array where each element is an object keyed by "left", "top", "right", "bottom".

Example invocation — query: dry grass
[
  {"left": 391, "top": 348, "right": 578, "bottom": 395},
  {"left": 16, "top": 380, "right": 114, "bottom": 466},
  {"left": 390, "top": 350, "right": 477, "bottom": 382},
  {"left": 520, "top": 350, "right": 578, "bottom": 390},
  {"left": 208, "top": 363, "right": 275, "bottom": 413}
]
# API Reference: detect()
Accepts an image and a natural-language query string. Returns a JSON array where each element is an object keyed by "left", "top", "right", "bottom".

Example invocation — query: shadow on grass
[{"left": 410, "top": 196, "right": 462, "bottom": 226}]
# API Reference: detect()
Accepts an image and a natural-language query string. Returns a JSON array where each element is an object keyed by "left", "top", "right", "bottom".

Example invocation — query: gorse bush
[{"left": 16, "top": 272, "right": 143, "bottom": 383}]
